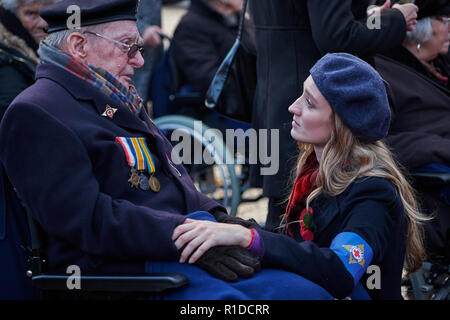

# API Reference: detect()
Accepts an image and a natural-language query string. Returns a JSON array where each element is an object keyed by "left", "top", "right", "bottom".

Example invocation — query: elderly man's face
[
  {"left": 16, "top": 1, "right": 51, "bottom": 43},
  {"left": 84, "top": 20, "right": 144, "bottom": 88}
]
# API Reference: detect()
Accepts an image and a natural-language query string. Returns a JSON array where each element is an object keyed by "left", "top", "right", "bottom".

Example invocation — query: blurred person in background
[
  {"left": 0, "top": 0, "right": 55, "bottom": 119},
  {"left": 173, "top": 0, "right": 253, "bottom": 96},
  {"left": 170, "top": 0, "right": 256, "bottom": 133},
  {"left": 375, "top": 0, "right": 450, "bottom": 260},
  {"left": 132, "top": 0, "right": 164, "bottom": 104}
]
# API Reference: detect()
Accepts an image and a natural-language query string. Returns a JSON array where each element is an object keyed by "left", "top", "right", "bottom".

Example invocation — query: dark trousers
[{"left": 419, "top": 187, "right": 450, "bottom": 260}]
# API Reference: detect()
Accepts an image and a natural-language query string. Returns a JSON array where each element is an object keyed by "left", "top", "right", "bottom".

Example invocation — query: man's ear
[{"left": 66, "top": 32, "right": 88, "bottom": 59}]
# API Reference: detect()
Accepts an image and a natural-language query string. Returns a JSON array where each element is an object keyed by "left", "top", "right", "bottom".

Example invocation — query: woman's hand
[
  {"left": 172, "top": 219, "right": 253, "bottom": 264},
  {"left": 393, "top": 2, "right": 418, "bottom": 32}
]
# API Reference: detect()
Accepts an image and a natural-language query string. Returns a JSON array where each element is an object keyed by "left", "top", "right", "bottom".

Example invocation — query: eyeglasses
[
  {"left": 83, "top": 31, "right": 144, "bottom": 59},
  {"left": 433, "top": 16, "right": 450, "bottom": 24}
]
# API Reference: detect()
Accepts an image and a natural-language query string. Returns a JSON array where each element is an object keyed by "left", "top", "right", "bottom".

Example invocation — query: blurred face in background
[
  {"left": 210, "top": 0, "right": 244, "bottom": 15},
  {"left": 438, "top": 15, "right": 450, "bottom": 55},
  {"left": 427, "top": 16, "right": 449, "bottom": 57},
  {"left": 15, "top": 1, "right": 52, "bottom": 43},
  {"left": 225, "top": 0, "right": 244, "bottom": 14}
]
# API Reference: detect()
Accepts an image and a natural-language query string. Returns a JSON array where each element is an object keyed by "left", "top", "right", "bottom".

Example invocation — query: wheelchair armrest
[
  {"left": 410, "top": 172, "right": 450, "bottom": 188},
  {"left": 32, "top": 273, "right": 188, "bottom": 293}
]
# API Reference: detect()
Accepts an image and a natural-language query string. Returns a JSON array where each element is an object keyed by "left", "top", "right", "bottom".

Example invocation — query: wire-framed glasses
[{"left": 84, "top": 31, "right": 144, "bottom": 59}]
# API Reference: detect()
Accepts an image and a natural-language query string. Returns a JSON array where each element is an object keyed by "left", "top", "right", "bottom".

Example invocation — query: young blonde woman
[{"left": 172, "top": 53, "right": 428, "bottom": 300}]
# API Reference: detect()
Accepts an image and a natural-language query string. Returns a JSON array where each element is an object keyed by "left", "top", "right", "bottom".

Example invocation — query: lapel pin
[{"left": 102, "top": 105, "right": 118, "bottom": 119}]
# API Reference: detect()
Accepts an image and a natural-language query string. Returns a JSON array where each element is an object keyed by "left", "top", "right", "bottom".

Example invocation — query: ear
[{"left": 66, "top": 32, "right": 88, "bottom": 59}]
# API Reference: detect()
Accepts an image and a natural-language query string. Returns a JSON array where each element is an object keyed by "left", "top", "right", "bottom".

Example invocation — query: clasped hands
[{"left": 172, "top": 215, "right": 261, "bottom": 282}]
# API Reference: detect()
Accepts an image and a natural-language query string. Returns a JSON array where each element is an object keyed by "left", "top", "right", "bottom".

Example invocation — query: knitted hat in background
[{"left": 310, "top": 53, "right": 391, "bottom": 143}]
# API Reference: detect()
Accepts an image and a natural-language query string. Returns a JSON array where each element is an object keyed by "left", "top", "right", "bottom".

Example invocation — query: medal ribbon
[{"left": 115, "top": 137, "right": 155, "bottom": 174}]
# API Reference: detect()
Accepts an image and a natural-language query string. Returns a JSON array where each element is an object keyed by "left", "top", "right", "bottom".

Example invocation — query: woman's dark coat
[
  {"left": 258, "top": 177, "right": 408, "bottom": 300},
  {"left": 248, "top": 0, "right": 407, "bottom": 198}
]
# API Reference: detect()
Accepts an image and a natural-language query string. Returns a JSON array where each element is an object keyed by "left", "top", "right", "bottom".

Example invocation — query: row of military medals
[
  {"left": 115, "top": 137, "right": 160, "bottom": 193},
  {"left": 129, "top": 167, "right": 160, "bottom": 192}
]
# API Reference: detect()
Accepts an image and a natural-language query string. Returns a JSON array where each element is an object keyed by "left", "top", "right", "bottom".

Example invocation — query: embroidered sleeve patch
[{"left": 330, "top": 232, "right": 374, "bottom": 286}]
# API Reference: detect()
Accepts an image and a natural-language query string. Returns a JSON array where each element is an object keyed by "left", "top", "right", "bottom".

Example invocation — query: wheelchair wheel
[
  {"left": 405, "top": 259, "right": 449, "bottom": 300},
  {"left": 154, "top": 115, "right": 241, "bottom": 216}
]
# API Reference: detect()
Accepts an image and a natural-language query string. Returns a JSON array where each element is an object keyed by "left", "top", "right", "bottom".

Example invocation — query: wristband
[
  {"left": 245, "top": 228, "right": 255, "bottom": 248},
  {"left": 245, "top": 229, "right": 264, "bottom": 258}
]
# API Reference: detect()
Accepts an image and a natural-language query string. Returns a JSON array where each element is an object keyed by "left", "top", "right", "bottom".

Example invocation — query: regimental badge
[
  {"left": 102, "top": 105, "right": 118, "bottom": 119},
  {"left": 342, "top": 244, "right": 365, "bottom": 267}
]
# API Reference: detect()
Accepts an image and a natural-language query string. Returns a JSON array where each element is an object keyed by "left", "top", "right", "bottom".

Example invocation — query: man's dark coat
[{"left": 0, "top": 63, "right": 226, "bottom": 273}]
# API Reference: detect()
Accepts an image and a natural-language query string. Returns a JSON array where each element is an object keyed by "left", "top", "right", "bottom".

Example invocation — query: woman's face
[
  {"left": 288, "top": 75, "right": 333, "bottom": 148},
  {"left": 424, "top": 16, "right": 449, "bottom": 57}
]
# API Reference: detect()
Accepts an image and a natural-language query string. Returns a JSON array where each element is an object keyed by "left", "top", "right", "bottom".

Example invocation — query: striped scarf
[{"left": 38, "top": 41, "right": 144, "bottom": 114}]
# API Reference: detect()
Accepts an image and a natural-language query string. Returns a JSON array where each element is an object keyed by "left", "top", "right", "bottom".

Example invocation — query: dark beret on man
[{"left": 40, "top": 0, "right": 140, "bottom": 33}]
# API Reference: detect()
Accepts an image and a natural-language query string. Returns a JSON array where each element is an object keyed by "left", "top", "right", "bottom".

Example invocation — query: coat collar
[
  {"left": 35, "top": 63, "right": 151, "bottom": 135},
  {"left": 381, "top": 46, "right": 450, "bottom": 91}
]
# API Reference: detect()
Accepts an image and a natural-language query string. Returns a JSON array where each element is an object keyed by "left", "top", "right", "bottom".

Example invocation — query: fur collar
[{"left": 0, "top": 22, "right": 39, "bottom": 64}]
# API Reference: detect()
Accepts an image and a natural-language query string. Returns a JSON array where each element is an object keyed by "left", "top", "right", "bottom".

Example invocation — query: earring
[{"left": 416, "top": 43, "right": 421, "bottom": 51}]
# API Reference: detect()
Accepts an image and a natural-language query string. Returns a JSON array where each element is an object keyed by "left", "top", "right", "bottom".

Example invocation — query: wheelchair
[
  {"left": 149, "top": 35, "right": 262, "bottom": 217},
  {"left": 402, "top": 171, "right": 450, "bottom": 300},
  {"left": 0, "top": 165, "right": 188, "bottom": 300}
]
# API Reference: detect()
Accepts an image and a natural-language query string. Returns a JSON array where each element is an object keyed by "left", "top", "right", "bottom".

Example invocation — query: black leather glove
[
  {"left": 212, "top": 210, "right": 262, "bottom": 229},
  {"left": 195, "top": 245, "right": 261, "bottom": 282}
]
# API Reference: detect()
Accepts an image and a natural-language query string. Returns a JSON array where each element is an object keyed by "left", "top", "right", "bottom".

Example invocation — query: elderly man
[
  {"left": 0, "top": 0, "right": 347, "bottom": 300},
  {"left": 0, "top": 0, "right": 256, "bottom": 296}
]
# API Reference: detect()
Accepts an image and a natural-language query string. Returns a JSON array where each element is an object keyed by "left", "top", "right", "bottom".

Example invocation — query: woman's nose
[{"left": 288, "top": 97, "right": 302, "bottom": 115}]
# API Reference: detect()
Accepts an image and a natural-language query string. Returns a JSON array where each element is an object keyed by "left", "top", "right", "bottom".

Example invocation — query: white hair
[
  {"left": 2, "top": 0, "right": 56, "bottom": 13},
  {"left": 44, "top": 24, "right": 106, "bottom": 49},
  {"left": 405, "top": 17, "right": 433, "bottom": 45}
]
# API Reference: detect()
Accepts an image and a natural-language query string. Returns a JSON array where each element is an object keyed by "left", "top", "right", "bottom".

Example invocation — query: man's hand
[
  {"left": 213, "top": 210, "right": 262, "bottom": 229},
  {"left": 195, "top": 246, "right": 261, "bottom": 282},
  {"left": 142, "top": 25, "right": 163, "bottom": 48}
]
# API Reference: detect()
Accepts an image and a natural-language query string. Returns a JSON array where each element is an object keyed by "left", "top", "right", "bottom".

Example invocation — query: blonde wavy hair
[{"left": 281, "top": 111, "right": 429, "bottom": 273}]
